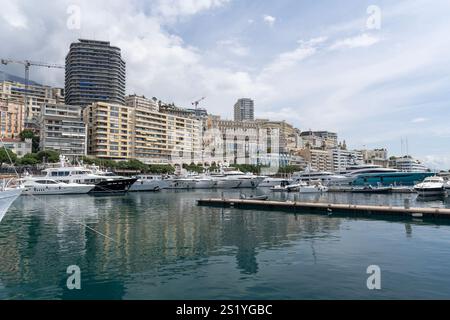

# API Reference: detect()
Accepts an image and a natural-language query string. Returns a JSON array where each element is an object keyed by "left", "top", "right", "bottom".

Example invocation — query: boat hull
[
  {"left": 129, "top": 180, "right": 168, "bottom": 192},
  {"left": 215, "top": 179, "right": 242, "bottom": 189},
  {"left": 194, "top": 180, "right": 217, "bottom": 189},
  {"left": 23, "top": 185, "right": 94, "bottom": 195},
  {"left": 166, "top": 180, "right": 196, "bottom": 189},
  {"left": 298, "top": 186, "right": 328, "bottom": 193},
  {"left": 89, "top": 178, "right": 137, "bottom": 194},
  {"left": 352, "top": 172, "right": 434, "bottom": 186},
  {"left": 351, "top": 187, "right": 392, "bottom": 194},
  {"left": 414, "top": 187, "right": 445, "bottom": 197},
  {"left": 0, "top": 188, "right": 22, "bottom": 223}
]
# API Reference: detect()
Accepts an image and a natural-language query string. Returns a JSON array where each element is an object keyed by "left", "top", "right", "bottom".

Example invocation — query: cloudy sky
[{"left": 1, "top": 0, "right": 450, "bottom": 168}]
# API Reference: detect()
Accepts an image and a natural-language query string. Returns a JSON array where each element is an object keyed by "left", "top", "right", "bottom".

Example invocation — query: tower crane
[
  {"left": 191, "top": 96, "right": 206, "bottom": 109},
  {"left": 1, "top": 59, "right": 64, "bottom": 121}
]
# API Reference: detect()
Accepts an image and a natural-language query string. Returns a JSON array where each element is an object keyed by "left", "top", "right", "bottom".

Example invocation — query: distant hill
[{"left": 0, "top": 70, "right": 42, "bottom": 86}]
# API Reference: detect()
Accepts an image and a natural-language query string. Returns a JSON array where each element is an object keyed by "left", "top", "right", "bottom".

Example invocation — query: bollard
[{"left": 404, "top": 198, "right": 410, "bottom": 209}]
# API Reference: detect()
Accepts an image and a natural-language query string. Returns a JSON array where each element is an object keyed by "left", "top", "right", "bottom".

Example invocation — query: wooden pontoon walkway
[{"left": 197, "top": 198, "right": 450, "bottom": 220}]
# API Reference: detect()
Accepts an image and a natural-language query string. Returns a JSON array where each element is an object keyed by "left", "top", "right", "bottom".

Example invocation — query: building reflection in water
[{"left": 0, "top": 191, "right": 344, "bottom": 298}]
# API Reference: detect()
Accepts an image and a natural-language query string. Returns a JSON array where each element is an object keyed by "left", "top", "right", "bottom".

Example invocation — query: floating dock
[
  {"left": 197, "top": 198, "right": 450, "bottom": 220},
  {"left": 327, "top": 186, "right": 415, "bottom": 193}
]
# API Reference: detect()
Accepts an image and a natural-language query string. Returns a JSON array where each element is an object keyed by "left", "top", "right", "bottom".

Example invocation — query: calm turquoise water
[{"left": 1, "top": 189, "right": 450, "bottom": 300}]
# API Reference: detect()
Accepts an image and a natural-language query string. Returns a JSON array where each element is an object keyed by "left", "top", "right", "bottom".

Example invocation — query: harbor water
[{"left": 1, "top": 189, "right": 450, "bottom": 299}]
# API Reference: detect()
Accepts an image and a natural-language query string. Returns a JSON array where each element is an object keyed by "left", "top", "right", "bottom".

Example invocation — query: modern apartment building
[
  {"left": 84, "top": 102, "right": 133, "bottom": 160},
  {"left": 0, "top": 100, "right": 24, "bottom": 138},
  {"left": 233, "top": 98, "right": 254, "bottom": 121},
  {"left": 84, "top": 98, "right": 202, "bottom": 163},
  {"left": 65, "top": 39, "right": 126, "bottom": 106},
  {"left": 329, "top": 148, "right": 363, "bottom": 172},
  {"left": 126, "top": 95, "right": 202, "bottom": 164},
  {"left": 39, "top": 103, "right": 87, "bottom": 157},
  {"left": 297, "top": 148, "right": 332, "bottom": 172}
]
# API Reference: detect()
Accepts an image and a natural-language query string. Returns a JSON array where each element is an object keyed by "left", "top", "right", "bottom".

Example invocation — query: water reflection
[{"left": 0, "top": 189, "right": 450, "bottom": 299}]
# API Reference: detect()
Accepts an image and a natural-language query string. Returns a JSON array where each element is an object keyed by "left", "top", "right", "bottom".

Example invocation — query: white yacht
[
  {"left": 414, "top": 176, "right": 445, "bottom": 197},
  {"left": 166, "top": 177, "right": 197, "bottom": 189},
  {"left": 0, "top": 179, "right": 23, "bottom": 223},
  {"left": 129, "top": 175, "right": 169, "bottom": 192},
  {"left": 217, "top": 168, "right": 264, "bottom": 188},
  {"left": 259, "top": 177, "right": 292, "bottom": 187},
  {"left": 212, "top": 175, "right": 242, "bottom": 189},
  {"left": 292, "top": 170, "right": 352, "bottom": 186},
  {"left": 193, "top": 177, "right": 218, "bottom": 189},
  {"left": 20, "top": 178, "right": 94, "bottom": 195},
  {"left": 298, "top": 182, "right": 328, "bottom": 193},
  {"left": 36, "top": 156, "right": 137, "bottom": 194}
]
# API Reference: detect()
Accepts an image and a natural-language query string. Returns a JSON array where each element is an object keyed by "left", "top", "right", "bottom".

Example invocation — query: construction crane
[
  {"left": 1, "top": 59, "right": 64, "bottom": 121},
  {"left": 191, "top": 96, "right": 206, "bottom": 109}
]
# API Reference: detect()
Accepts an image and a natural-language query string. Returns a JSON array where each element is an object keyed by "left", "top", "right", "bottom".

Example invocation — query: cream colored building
[
  {"left": 0, "top": 80, "right": 64, "bottom": 126},
  {"left": 297, "top": 148, "right": 332, "bottom": 172},
  {"left": 205, "top": 116, "right": 303, "bottom": 166},
  {"left": 126, "top": 95, "right": 202, "bottom": 165},
  {"left": 84, "top": 97, "right": 202, "bottom": 163},
  {"left": 84, "top": 102, "right": 133, "bottom": 160}
]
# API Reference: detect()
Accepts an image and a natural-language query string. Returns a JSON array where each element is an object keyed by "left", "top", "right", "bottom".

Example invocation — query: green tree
[
  {"left": 0, "top": 148, "right": 17, "bottom": 166},
  {"left": 17, "top": 153, "right": 39, "bottom": 165},
  {"left": 278, "top": 165, "right": 302, "bottom": 175},
  {"left": 19, "top": 130, "right": 40, "bottom": 153},
  {"left": 36, "top": 150, "right": 60, "bottom": 163}
]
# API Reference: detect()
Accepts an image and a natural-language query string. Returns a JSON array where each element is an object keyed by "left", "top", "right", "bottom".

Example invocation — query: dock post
[{"left": 404, "top": 198, "right": 410, "bottom": 209}]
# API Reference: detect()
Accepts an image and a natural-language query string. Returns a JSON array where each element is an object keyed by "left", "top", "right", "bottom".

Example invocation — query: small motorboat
[
  {"left": 298, "top": 183, "right": 328, "bottom": 193},
  {"left": 239, "top": 194, "right": 269, "bottom": 200},
  {"left": 351, "top": 185, "right": 392, "bottom": 194},
  {"left": 414, "top": 176, "right": 445, "bottom": 197}
]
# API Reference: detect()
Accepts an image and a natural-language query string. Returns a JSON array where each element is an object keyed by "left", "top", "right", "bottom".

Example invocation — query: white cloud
[
  {"left": 263, "top": 14, "right": 276, "bottom": 27},
  {"left": 2, "top": 0, "right": 450, "bottom": 163},
  {"left": 154, "top": 0, "right": 230, "bottom": 19},
  {"left": 0, "top": 2, "right": 28, "bottom": 29},
  {"left": 411, "top": 117, "right": 428, "bottom": 123},
  {"left": 329, "top": 33, "right": 381, "bottom": 50},
  {"left": 216, "top": 39, "right": 249, "bottom": 57},
  {"left": 422, "top": 155, "right": 450, "bottom": 171},
  {"left": 260, "top": 37, "right": 324, "bottom": 77}
]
